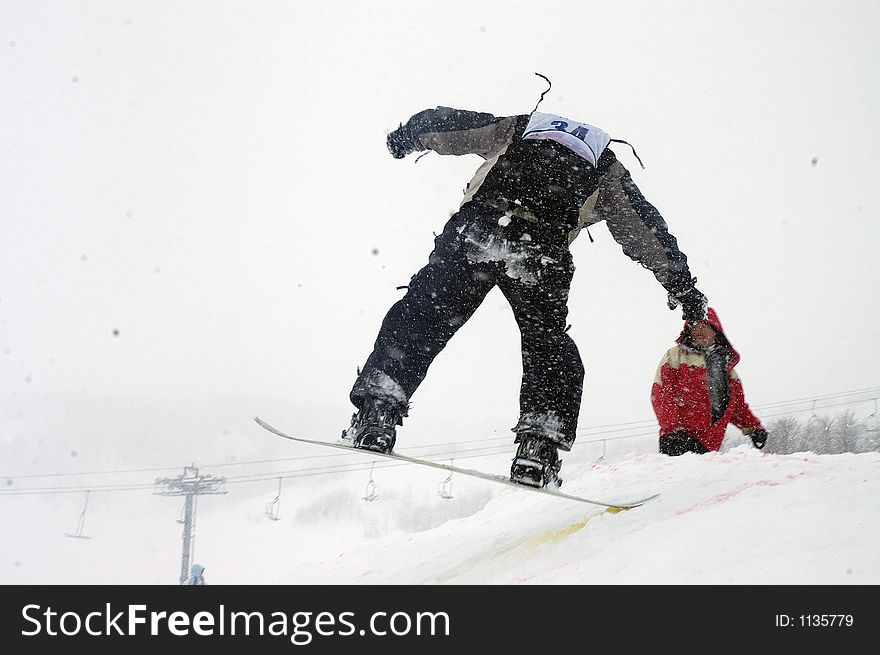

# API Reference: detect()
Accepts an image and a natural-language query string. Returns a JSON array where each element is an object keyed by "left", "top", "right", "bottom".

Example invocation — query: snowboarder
[
  {"left": 651, "top": 308, "right": 768, "bottom": 455},
  {"left": 345, "top": 105, "right": 707, "bottom": 488}
]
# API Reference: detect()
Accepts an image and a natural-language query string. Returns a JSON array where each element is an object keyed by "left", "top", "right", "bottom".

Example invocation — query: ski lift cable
[
  {"left": 574, "top": 386, "right": 880, "bottom": 433},
  {"left": 220, "top": 436, "right": 642, "bottom": 488},
  {"left": 5, "top": 385, "right": 876, "bottom": 483},
  {"left": 15, "top": 400, "right": 866, "bottom": 496},
  {"left": 222, "top": 448, "right": 520, "bottom": 486},
  {"left": 1, "top": 464, "right": 190, "bottom": 481},
  {"left": 222, "top": 434, "right": 652, "bottom": 487},
  {"left": 3, "top": 385, "right": 877, "bottom": 495},
  {"left": 574, "top": 388, "right": 880, "bottom": 437},
  {"left": 0, "top": 482, "right": 157, "bottom": 496},
  {"left": 219, "top": 443, "right": 521, "bottom": 483},
  {"left": 577, "top": 430, "right": 657, "bottom": 445},
  {"left": 0, "top": 434, "right": 706, "bottom": 496},
  {"left": 216, "top": 384, "right": 879, "bottom": 468},
  {"left": 219, "top": 441, "right": 523, "bottom": 480},
  {"left": 760, "top": 398, "right": 877, "bottom": 421},
  {"left": 576, "top": 422, "right": 659, "bottom": 437},
  {"left": 14, "top": 394, "right": 871, "bottom": 495},
  {"left": 222, "top": 386, "right": 878, "bottom": 469},
  {"left": 577, "top": 387, "right": 880, "bottom": 434},
  {"left": 752, "top": 385, "right": 880, "bottom": 410},
  {"left": 225, "top": 385, "right": 878, "bottom": 465},
  {"left": 4, "top": 391, "right": 874, "bottom": 498},
  {"left": 6, "top": 396, "right": 875, "bottom": 498},
  {"left": 201, "top": 434, "right": 518, "bottom": 471},
  {"left": 576, "top": 398, "right": 880, "bottom": 444}
]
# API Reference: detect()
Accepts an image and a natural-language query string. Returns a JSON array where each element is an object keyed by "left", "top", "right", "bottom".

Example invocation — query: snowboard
[{"left": 254, "top": 417, "right": 658, "bottom": 510}]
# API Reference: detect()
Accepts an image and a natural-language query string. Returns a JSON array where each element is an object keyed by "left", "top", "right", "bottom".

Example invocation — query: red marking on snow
[
  {"left": 675, "top": 480, "right": 782, "bottom": 517},
  {"left": 785, "top": 469, "right": 820, "bottom": 480}
]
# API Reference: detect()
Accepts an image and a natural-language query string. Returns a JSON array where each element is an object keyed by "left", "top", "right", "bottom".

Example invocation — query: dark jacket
[{"left": 389, "top": 107, "right": 700, "bottom": 302}]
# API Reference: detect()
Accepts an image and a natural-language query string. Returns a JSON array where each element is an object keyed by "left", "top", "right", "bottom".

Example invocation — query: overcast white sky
[{"left": 2, "top": 1, "right": 879, "bottom": 475}]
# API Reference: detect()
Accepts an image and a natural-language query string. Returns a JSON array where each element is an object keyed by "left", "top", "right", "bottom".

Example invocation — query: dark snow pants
[
  {"left": 659, "top": 430, "right": 709, "bottom": 456},
  {"left": 352, "top": 201, "right": 584, "bottom": 449}
]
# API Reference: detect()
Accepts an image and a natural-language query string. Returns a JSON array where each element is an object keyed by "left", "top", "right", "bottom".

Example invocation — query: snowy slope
[
  {"left": 268, "top": 446, "right": 880, "bottom": 585},
  {"left": 3, "top": 439, "right": 877, "bottom": 585}
]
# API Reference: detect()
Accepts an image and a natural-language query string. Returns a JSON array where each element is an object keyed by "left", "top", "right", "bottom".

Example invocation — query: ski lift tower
[{"left": 155, "top": 465, "right": 226, "bottom": 584}]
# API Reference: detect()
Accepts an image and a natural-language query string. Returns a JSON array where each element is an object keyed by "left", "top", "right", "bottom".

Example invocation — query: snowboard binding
[
  {"left": 510, "top": 432, "right": 563, "bottom": 489},
  {"left": 342, "top": 395, "right": 403, "bottom": 454}
]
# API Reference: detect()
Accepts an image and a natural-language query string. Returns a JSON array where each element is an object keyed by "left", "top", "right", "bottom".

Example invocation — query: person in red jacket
[{"left": 651, "top": 308, "right": 768, "bottom": 455}]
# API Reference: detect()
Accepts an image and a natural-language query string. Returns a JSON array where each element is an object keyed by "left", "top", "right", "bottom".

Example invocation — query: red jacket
[{"left": 650, "top": 308, "right": 763, "bottom": 451}]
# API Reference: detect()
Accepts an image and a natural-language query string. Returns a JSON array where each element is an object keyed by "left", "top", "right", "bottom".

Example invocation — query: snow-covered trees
[{"left": 765, "top": 410, "right": 880, "bottom": 454}]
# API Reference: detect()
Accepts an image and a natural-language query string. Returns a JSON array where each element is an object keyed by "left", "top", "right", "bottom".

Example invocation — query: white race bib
[{"left": 522, "top": 112, "right": 611, "bottom": 166}]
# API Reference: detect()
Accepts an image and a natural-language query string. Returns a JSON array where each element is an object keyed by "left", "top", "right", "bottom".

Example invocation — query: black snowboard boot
[
  {"left": 342, "top": 395, "right": 404, "bottom": 454},
  {"left": 510, "top": 433, "right": 563, "bottom": 488}
]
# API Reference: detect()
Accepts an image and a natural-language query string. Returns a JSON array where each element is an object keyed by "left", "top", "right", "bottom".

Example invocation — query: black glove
[
  {"left": 667, "top": 283, "right": 707, "bottom": 322},
  {"left": 750, "top": 428, "right": 768, "bottom": 450},
  {"left": 386, "top": 123, "right": 416, "bottom": 159}
]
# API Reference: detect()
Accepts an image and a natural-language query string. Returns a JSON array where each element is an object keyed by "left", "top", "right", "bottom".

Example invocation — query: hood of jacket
[{"left": 676, "top": 307, "right": 741, "bottom": 371}]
